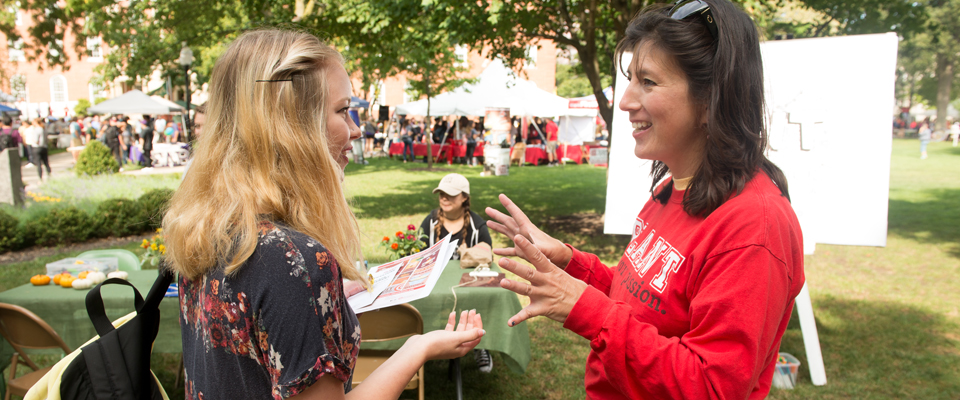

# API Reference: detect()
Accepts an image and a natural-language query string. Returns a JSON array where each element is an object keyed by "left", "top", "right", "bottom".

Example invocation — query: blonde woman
[{"left": 163, "top": 30, "right": 483, "bottom": 400}]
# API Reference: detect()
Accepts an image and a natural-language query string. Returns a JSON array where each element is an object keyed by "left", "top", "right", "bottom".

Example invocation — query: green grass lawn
[{"left": 2, "top": 138, "right": 958, "bottom": 399}]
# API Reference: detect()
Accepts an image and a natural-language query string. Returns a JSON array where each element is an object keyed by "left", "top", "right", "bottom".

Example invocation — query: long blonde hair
[{"left": 163, "top": 30, "right": 365, "bottom": 282}]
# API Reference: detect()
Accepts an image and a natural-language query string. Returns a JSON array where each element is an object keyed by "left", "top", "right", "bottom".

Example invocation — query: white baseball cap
[{"left": 433, "top": 173, "right": 470, "bottom": 196}]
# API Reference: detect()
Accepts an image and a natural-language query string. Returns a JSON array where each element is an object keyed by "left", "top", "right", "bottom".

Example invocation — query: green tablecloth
[
  {"left": 361, "top": 261, "right": 531, "bottom": 374},
  {"left": 0, "top": 270, "right": 182, "bottom": 356},
  {"left": 0, "top": 262, "right": 531, "bottom": 375}
]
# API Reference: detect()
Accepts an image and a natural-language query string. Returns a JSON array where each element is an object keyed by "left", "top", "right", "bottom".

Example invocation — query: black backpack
[
  {"left": 0, "top": 129, "right": 17, "bottom": 149},
  {"left": 57, "top": 268, "right": 175, "bottom": 400}
]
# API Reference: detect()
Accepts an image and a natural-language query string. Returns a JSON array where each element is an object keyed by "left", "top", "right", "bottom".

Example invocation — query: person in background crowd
[
  {"left": 464, "top": 119, "right": 479, "bottom": 166},
  {"left": 419, "top": 173, "right": 494, "bottom": 373},
  {"left": 432, "top": 117, "right": 447, "bottom": 144},
  {"left": 22, "top": 118, "right": 39, "bottom": 171},
  {"left": 155, "top": 116, "right": 168, "bottom": 143},
  {"left": 120, "top": 116, "right": 134, "bottom": 164},
  {"left": 0, "top": 115, "right": 22, "bottom": 153},
  {"left": 950, "top": 120, "right": 959, "bottom": 147},
  {"left": 91, "top": 115, "right": 102, "bottom": 137},
  {"left": 400, "top": 120, "right": 415, "bottom": 163},
  {"left": 102, "top": 117, "right": 124, "bottom": 166},
  {"left": 28, "top": 118, "right": 51, "bottom": 180},
  {"left": 545, "top": 117, "right": 560, "bottom": 167},
  {"left": 919, "top": 121, "right": 932, "bottom": 159},
  {"left": 163, "top": 29, "right": 484, "bottom": 399},
  {"left": 141, "top": 115, "right": 155, "bottom": 168},
  {"left": 362, "top": 118, "right": 377, "bottom": 155},
  {"left": 486, "top": 0, "right": 804, "bottom": 398},
  {"left": 21, "top": 117, "right": 35, "bottom": 168}
]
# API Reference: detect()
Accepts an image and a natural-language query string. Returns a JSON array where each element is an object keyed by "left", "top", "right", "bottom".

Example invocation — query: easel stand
[{"left": 795, "top": 283, "right": 828, "bottom": 386}]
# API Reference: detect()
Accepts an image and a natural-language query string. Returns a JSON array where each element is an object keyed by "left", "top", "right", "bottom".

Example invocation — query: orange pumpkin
[
  {"left": 78, "top": 271, "right": 89, "bottom": 279},
  {"left": 30, "top": 275, "right": 51, "bottom": 286},
  {"left": 53, "top": 273, "right": 70, "bottom": 285},
  {"left": 59, "top": 275, "right": 76, "bottom": 288}
]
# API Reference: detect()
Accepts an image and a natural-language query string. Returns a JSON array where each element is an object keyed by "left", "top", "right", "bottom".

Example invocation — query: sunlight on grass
[{"left": 2, "top": 138, "right": 958, "bottom": 399}]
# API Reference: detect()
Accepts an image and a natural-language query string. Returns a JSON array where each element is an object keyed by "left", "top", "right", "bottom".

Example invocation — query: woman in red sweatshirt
[{"left": 485, "top": 0, "right": 804, "bottom": 398}]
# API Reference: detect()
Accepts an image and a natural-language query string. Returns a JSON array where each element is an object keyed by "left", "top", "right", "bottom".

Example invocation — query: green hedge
[{"left": 0, "top": 189, "right": 175, "bottom": 253}]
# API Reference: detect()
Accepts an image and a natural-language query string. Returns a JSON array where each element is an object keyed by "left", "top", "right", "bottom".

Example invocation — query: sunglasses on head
[{"left": 668, "top": 0, "right": 719, "bottom": 40}]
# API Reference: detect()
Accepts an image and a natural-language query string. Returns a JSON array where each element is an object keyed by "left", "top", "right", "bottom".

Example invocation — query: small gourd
[
  {"left": 86, "top": 271, "right": 107, "bottom": 285},
  {"left": 30, "top": 275, "right": 51, "bottom": 286},
  {"left": 72, "top": 279, "right": 93, "bottom": 290},
  {"left": 78, "top": 271, "right": 89, "bottom": 279},
  {"left": 107, "top": 271, "right": 129, "bottom": 280},
  {"left": 53, "top": 273, "right": 71, "bottom": 285},
  {"left": 59, "top": 275, "right": 76, "bottom": 288}
]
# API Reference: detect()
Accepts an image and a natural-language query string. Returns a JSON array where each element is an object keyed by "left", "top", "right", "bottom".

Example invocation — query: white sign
[{"left": 605, "top": 33, "right": 899, "bottom": 254}]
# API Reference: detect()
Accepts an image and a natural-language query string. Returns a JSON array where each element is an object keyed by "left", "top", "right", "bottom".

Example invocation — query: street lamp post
[{"left": 178, "top": 42, "right": 194, "bottom": 142}]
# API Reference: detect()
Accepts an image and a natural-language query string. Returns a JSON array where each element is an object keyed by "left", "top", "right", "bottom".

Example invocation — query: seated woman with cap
[
  {"left": 419, "top": 173, "right": 496, "bottom": 373},
  {"left": 419, "top": 173, "right": 492, "bottom": 253}
]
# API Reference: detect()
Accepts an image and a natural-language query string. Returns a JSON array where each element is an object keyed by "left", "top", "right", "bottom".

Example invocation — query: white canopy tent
[
  {"left": 395, "top": 59, "right": 569, "bottom": 117},
  {"left": 88, "top": 90, "right": 184, "bottom": 115}
]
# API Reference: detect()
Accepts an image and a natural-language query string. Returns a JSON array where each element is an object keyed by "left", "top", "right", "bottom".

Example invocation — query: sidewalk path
[{"left": 21, "top": 150, "right": 185, "bottom": 193}]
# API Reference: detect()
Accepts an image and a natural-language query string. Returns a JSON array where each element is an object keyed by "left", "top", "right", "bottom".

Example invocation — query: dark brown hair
[
  {"left": 436, "top": 193, "right": 471, "bottom": 241},
  {"left": 616, "top": 0, "right": 789, "bottom": 217}
]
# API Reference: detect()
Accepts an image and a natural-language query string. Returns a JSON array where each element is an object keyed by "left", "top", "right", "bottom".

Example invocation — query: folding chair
[
  {"left": 0, "top": 304, "right": 71, "bottom": 400},
  {"left": 352, "top": 304, "right": 424, "bottom": 400}
]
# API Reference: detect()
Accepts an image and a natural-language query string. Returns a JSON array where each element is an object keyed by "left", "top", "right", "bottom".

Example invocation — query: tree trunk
[
  {"left": 578, "top": 44, "right": 614, "bottom": 138},
  {"left": 935, "top": 53, "right": 953, "bottom": 134},
  {"left": 426, "top": 68, "right": 433, "bottom": 169}
]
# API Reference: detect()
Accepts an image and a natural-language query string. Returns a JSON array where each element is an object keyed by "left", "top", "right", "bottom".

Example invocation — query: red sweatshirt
[{"left": 562, "top": 172, "right": 804, "bottom": 399}]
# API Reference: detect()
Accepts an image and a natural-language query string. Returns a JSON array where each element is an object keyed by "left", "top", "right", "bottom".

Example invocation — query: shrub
[
  {"left": 0, "top": 209, "right": 22, "bottom": 252},
  {"left": 137, "top": 188, "right": 174, "bottom": 230},
  {"left": 74, "top": 98, "right": 91, "bottom": 117},
  {"left": 24, "top": 206, "right": 95, "bottom": 246},
  {"left": 75, "top": 140, "right": 119, "bottom": 176},
  {"left": 95, "top": 197, "right": 144, "bottom": 238}
]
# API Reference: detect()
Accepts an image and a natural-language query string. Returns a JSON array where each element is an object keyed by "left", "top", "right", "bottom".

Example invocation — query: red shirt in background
[{"left": 545, "top": 119, "right": 558, "bottom": 141}]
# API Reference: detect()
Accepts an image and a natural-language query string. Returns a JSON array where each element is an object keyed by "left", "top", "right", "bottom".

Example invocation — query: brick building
[{"left": 1, "top": 8, "right": 113, "bottom": 119}]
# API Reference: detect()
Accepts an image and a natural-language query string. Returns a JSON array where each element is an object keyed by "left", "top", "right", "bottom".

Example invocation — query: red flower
[
  {"left": 407, "top": 234, "right": 415, "bottom": 240},
  {"left": 382, "top": 236, "right": 389, "bottom": 242},
  {"left": 391, "top": 243, "right": 399, "bottom": 250},
  {"left": 396, "top": 231, "right": 404, "bottom": 238},
  {"left": 407, "top": 224, "right": 416, "bottom": 231}
]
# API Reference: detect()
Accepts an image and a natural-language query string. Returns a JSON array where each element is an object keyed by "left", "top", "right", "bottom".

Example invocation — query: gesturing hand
[
  {"left": 498, "top": 234, "right": 588, "bottom": 326},
  {"left": 416, "top": 310, "right": 485, "bottom": 361},
  {"left": 485, "top": 194, "right": 572, "bottom": 268}
]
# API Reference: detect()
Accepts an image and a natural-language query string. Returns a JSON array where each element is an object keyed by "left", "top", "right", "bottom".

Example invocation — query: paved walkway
[{"left": 21, "top": 150, "right": 185, "bottom": 193}]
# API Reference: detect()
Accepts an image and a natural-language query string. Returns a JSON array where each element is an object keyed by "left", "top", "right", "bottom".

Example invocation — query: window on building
[
  {"left": 88, "top": 82, "right": 106, "bottom": 101},
  {"left": 525, "top": 45, "right": 538, "bottom": 69},
  {"left": 11, "top": 74, "right": 27, "bottom": 101},
  {"left": 403, "top": 81, "right": 415, "bottom": 104},
  {"left": 50, "top": 75, "right": 68, "bottom": 102},
  {"left": 455, "top": 45, "right": 469, "bottom": 69},
  {"left": 7, "top": 38, "right": 24, "bottom": 62},
  {"left": 86, "top": 37, "right": 102, "bottom": 60}
]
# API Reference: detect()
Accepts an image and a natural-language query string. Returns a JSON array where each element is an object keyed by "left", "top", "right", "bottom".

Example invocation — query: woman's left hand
[{"left": 498, "top": 234, "right": 588, "bottom": 326}]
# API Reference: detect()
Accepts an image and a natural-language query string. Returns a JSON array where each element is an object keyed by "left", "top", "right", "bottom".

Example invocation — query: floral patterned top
[{"left": 179, "top": 220, "right": 361, "bottom": 399}]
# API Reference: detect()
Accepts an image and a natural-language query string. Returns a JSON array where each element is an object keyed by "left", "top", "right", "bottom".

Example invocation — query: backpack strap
[
  {"left": 85, "top": 279, "right": 145, "bottom": 337},
  {"left": 84, "top": 267, "right": 174, "bottom": 337}
]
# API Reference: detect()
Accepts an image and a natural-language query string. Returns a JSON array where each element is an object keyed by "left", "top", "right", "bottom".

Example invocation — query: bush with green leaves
[
  {"left": 23, "top": 206, "right": 95, "bottom": 246},
  {"left": 95, "top": 197, "right": 144, "bottom": 238},
  {"left": 137, "top": 188, "right": 174, "bottom": 230},
  {"left": 0, "top": 209, "right": 22, "bottom": 252},
  {"left": 75, "top": 140, "right": 119, "bottom": 176}
]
